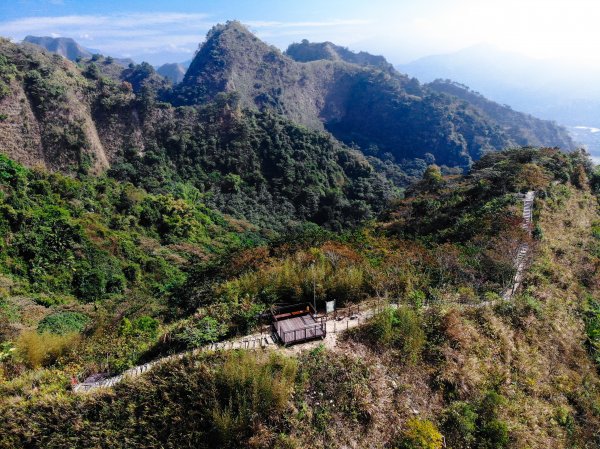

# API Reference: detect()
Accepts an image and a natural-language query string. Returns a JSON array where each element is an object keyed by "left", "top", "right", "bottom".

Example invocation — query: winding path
[{"left": 74, "top": 192, "right": 535, "bottom": 393}]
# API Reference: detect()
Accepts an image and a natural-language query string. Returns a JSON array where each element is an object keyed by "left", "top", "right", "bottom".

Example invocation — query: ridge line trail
[{"left": 73, "top": 191, "right": 534, "bottom": 393}]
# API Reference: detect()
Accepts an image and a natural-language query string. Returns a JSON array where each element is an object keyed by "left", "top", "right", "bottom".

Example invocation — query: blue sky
[{"left": 1, "top": 0, "right": 599, "bottom": 66}]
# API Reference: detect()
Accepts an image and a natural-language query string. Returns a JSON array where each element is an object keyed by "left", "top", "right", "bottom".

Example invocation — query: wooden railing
[{"left": 330, "top": 298, "right": 387, "bottom": 319}]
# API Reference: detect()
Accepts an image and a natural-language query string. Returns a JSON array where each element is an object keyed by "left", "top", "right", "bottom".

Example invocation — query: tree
[
  {"left": 572, "top": 164, "right": 589, "bottom": 190},
  {"left": 422, "top": 164, "right": 444, "bottom": 191},
  {"left": 515, "top": 163, "right": 550, "bottom": 191}
]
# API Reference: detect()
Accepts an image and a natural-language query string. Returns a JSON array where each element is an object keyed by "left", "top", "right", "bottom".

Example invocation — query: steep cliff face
[
  {"left": 177, "top": 22, "right": 574, "bottom": 167},
  {"left": 178, "top": 21, "right": 342, "bottom": 129},
  {"left": 0, "top": 39, "right": 109, "bottom": 173}
]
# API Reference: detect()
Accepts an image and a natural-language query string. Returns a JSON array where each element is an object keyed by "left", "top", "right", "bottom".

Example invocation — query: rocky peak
[
  {"left": 156, "top": 62, "right": 186, "bottom": 84},
  {"left": 183, "top": 21, "right": 283, "bottom": 86},
  {"left": 285, "top": 39, "right": 393, "bottom": 71}
]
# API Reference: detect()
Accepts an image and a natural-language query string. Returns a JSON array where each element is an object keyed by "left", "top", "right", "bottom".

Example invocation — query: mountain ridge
[
  {"left": 1, "top": 23, "right": 577, "bottom": 181},
  {"left": 175, "top": 21, "right": 574, "bottom": 167},
  {"left": 285, "top": 39, "right": 393, "bottom": 70},
  {"left": 156, "top": 62, "right": 186, "bottom": 83},
  {"left": 24, "top": 35, "right": 93, "bottom": 61}
]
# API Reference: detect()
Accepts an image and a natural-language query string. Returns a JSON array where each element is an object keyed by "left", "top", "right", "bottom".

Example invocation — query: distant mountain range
[
  {"left": 173, "top": 22, "right": 573, "bottom": 167},
  {"left": 24, "top": 36, "right": 192, "bottom": 84},
  {"left": 23, "top": 35, "right": 134, "bottom": 67},
  {"left": 399, "top": 44, "right": 600, "bottom": 129}
]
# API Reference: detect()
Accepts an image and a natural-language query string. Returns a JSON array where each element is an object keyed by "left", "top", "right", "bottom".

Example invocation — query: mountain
[
  {"left": 2, "top": 21, "right": 600, "bottom": 449},
  {"left": 0, "top": 37, "right": 111, "bottom": 174},
  {"left": 399, "top": 44, "right": 600, "bottom": 128},
  {"left": 0, "top": 23, "right": 575, "bottom": 230},
  {"left": 157, "top": 62, "right": 186, "bottom": 83},
  {"left": 175, "top": 22, "right": 574, "bottom": 168},
  {"left": 427, "top": 79, "right": 572, "bottom": 149},
  {"left": 24, "top": 35, "right": 134, "bottom": 67},
  {"left": 24, "top": 35, "right": 92, "bottom": 61},
  {"left": 1, "top": 147, "right": 599, "bottom": 448}
]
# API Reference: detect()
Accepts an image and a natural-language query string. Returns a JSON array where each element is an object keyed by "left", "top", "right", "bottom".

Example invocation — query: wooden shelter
[{"left": 271, "top": 303, "right": 326, "bottom": 346}]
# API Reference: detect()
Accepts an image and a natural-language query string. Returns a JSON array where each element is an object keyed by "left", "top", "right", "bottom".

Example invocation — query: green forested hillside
[
  {"left": 0, "top": 25, "right": 576, "bottom": 232},
  {"left": 1, "top": 148, "right": 599, "bottom": 448},
  {"left": 427, "top": 79, "right": 573, "bottom": 148},
  {"left": 106, "top": 100, "right": 395, "bottom": 230}
]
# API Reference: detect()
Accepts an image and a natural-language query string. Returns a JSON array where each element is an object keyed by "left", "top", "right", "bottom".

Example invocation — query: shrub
[
  {"left": 583, "top": 296, "right": 600, "bottom": 366},
  {"left": 212, "top": 352, "right": 297, "bottom": 448},
  {"left": 31, "top": 294, "right": 66, "bottom": 307},
  {"left": 532, "top": 223, "right": 544, "bottom": 240},
  {"left": 0, "top": 80, "right": 9, "bottom": 100},
  {"left": 73, "top": 255, "right": 126, "bottom": 302},
  {"left": 119, "top": 315, "right": 160, "bottom": 339},
  {"left": 395, "top": 418, "right": 443, "bottom": 449},
  {"left": 476, "top": 391, "right": 509, "bottom": 449},
  {"left": 37, "top": 311, "right": 89, "bottom": 335},
  {"left": 359, "top": 306, "right": 425, "bottom": 362},
  {"left": 441, "top": 401, "right": 478, "bottom": 448},
  {"left": 495, "top": 292, "right": 542, "bottom": 327},
  {"left": 297, "top": 348, "right": 373, "bottom": 429},
  {"left": 0, "top": 342, "right": 16, "bottom": 362},
  {"left": 408, "top": 290, "right": 426, "bottom": 308},
  {"left": 15, "top": 331, "right": 79, "bottom": 368},
  {"left": 174, "top": 316, "right": 228, "bottom": 348}
]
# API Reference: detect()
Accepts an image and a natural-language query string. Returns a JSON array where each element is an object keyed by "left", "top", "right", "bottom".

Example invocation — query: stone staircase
[{"left": 502, "top": 191, "right": 535, "bottom": 300}]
